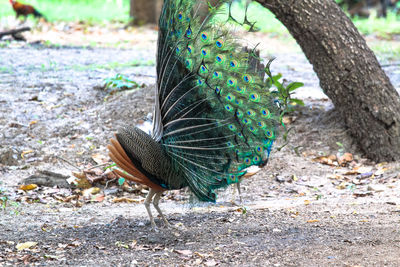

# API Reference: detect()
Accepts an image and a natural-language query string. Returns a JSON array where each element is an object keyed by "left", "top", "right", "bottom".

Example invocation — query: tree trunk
[
  {"left": 255, "top": 0, "right": 400, "bottom": 161},
  {"left": 130, "top": 0, "right": 162, "bottom": 25}
]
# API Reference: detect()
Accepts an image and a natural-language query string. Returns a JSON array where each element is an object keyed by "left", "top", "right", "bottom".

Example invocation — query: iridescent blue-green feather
[{"left": 155, "top": 0, "right": 281, "bottom": 201}]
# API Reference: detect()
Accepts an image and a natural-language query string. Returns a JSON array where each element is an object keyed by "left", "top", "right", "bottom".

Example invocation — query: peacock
[{"left": 108, "top": 0, "right": 284, "bottom": 229}]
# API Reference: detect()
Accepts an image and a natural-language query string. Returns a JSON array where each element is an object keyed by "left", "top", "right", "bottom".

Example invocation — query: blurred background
[{"left": 0, "top": 0, "right": 399, "bottom": 53}]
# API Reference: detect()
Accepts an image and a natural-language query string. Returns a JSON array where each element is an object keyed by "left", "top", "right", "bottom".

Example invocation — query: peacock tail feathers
[{"left": 151, "top": 0, "right": 284, "bottom": 201}]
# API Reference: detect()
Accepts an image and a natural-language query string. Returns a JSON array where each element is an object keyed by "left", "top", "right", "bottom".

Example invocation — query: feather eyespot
[
  {"left": 185, "top": 59, "right": 192, "bottom": 69},
  {"left": 201, "top": 32, "right": 208, "bottom": 41},
  {"left": 215, "top": 54, "right": 225, "bottom": 64},
  {"left": 249, "top": 125, "right": 258, "bottom": 133},
  {"left": 226, "top": 94, "right": 235, "bottom": 102},
  {"left": 261, "top": 109, "right": 270, "bottom": 118},
  {"left": 257, "top": 121, "right": 266, "bottom": 129},
  {"left": 230, "top": 60, "right": 238, "bottom": 69},
  {"left": 215, "top": 86, "right": 221, "bottom": 94},
  {"left": 244, "top": 157, "right": 251, "bottom": 165},
  {"left": 250, "top": 93, "right": 260, "bottom": 102},
  {"left": 265, "top": 130, "right": 274, "bottom": 138},
  {"left": 200, "top": 64, "right": 208, "bottom": 73},
  {"left": 243, "top": 74, "right": 252, "bottom": 83},
  {"left": 215, "top": 39, "right": 224, "bottom": 48},
  {"left": 197, "top": 79, "right": 204, "bottom": 85},
  {"left": 225, "top": 104, "right": 233, "bottom": 112},
  {"left": 228, "top": 124, "right": 237, "bottom": 131},
  {"left": 246, "top": 109, "right": 255, "bottom": 116},
  {"left": 213, "top": 71, "right": 221, "bottom": 79},
  {"left": 253, "top": 156, "right": 261, "bottom": 163},
  {"left": 178, "top": 12, "right": 183, "bottom": 20},
  {"left": 187, "top": 45, "right": 193, "bottom": 54},
  {"left": 227, "top": 78, "right": 237, "bottom": 87},
  {"left": 186, "top": 27, "right": 192, "bottom": 37},
  {"left": 236, "top": 110, "right": 243, "bottom": 118}
]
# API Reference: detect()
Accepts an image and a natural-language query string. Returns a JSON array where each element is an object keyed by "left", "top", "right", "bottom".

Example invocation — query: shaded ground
[{"left": 0, "top": 28, "right": 400, "bottom": 266}]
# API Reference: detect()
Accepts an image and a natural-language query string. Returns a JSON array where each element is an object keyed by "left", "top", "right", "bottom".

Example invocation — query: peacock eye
[{"left": 215, "top": 39, "right": 224, "bottom": 48}]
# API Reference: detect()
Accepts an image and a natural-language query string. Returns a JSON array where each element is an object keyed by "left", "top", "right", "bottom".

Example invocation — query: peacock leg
[
  {"left": 236, "top": 182, "right": 243, "bottom": 204},
  {"left": 153, "top": 191, "right": 170, "bottom": 228},
  {"left": 144, "top": 188, "right": 157, "bottom": 230}
]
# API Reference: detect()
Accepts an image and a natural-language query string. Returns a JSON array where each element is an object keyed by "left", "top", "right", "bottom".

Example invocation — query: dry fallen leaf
[
  {"left": 93, "top": 194, "right": 105, "bottom": 202},
  {"left": 113, "top": 197, "right": 143, "bottom": 203},
  {"left": 72, "top": 171, "right": 92, "bottom": 189},
  {"left": 353, "top": 166, "right": 373, "bottom": 174},
  {"left": 29, "top": 120, "right": 38, "bottom": 126},
  {"left": 16, "top": 242, "right": 37, "bottom": 251},
  {"left": 312, "top": 155, "right": 337, "bottom": 166},
  {"left": 91, "top": 153, "right": 108, "bottom": 165},
  {"left": 337, "top": 152, "right": 353, "bottom": 166},
  {"left": 19, "top": 184, "right": 38, "bottom": 191},
  {"left": 21, "top": 150, "right": 34, "bottom": 159}
]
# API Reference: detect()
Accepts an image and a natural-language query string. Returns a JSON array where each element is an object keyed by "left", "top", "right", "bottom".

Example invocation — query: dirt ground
[{"left": 0, "top": 25, "right": 400, "bottom": 266}]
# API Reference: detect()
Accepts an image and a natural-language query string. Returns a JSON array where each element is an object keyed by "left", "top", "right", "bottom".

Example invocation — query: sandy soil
[{"left": 0, "top": 28, "right": 400, "bottom": 266}]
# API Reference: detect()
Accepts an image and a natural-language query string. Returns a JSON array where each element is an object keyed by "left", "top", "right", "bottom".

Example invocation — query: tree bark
[
  {"left": 130, "top": 0, "right": 162, "bottom": 25},
  {"left": 256, "top": 0, "right": 400, "bottom": 161}
]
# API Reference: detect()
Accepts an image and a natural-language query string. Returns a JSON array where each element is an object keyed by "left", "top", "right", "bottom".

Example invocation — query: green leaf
[
  {"left": 287, "top": 82, "right": 304, "bottom": 92},
  {"left": 289, "top": 98, "right": 305, "bottom": 106},
  {"left": 118, "top": 177, "right": 125, "bottom": 186}
]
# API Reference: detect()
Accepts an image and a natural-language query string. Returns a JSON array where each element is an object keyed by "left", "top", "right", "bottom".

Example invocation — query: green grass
[
  {"left": 0, "top": 0, "right": 399, "bottom": 38},
  {"left": 353, "top": 13, "right": 400, "bottom": 36},
  {"left": 0, "top": 0, "right": 130, "bottom": 22},
  {"left": 218, "top": 1, "right": 400, "bottom": 38}
]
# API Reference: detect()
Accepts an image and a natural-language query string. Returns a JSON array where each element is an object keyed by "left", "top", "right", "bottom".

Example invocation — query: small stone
[{"left": 367, "top": 184, "right": 386, "bottom": 192}]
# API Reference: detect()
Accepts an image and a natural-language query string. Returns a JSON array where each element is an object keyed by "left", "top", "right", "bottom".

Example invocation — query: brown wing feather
[{"left": 108, "top": 137, "right": 165, "bottom": 191}]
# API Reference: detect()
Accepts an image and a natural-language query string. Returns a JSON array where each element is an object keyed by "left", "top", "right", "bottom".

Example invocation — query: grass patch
[
  {"left": 0, "top": 0, "right": 130, "bottom": 22},
  {"left": 353, "top": 13, "right": 400, "bottom": 36},
  {"left": 0, "top": 0, "right": 398, "bottom": 38},
  {"left": 230, "top": 1, "right": 400, "bottom": 38}
]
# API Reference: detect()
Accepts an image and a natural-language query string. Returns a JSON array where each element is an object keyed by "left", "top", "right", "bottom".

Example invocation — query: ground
[{"left": 0, "top": 24, "right": 400, "bottom": 266}]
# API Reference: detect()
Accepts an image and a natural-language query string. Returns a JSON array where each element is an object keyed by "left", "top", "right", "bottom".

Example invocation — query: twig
[
  {"left": 105, "top": 178, "right": 117, "bottom": 189},
  {"left": 56, "top": 156, "right": 81, "bottom": 171},
  {"left": 87, "top": 162, "right": 110, "bottom": 170},
  {"left": 0, "top": 27, "right": 31, "bottom": 40}
]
